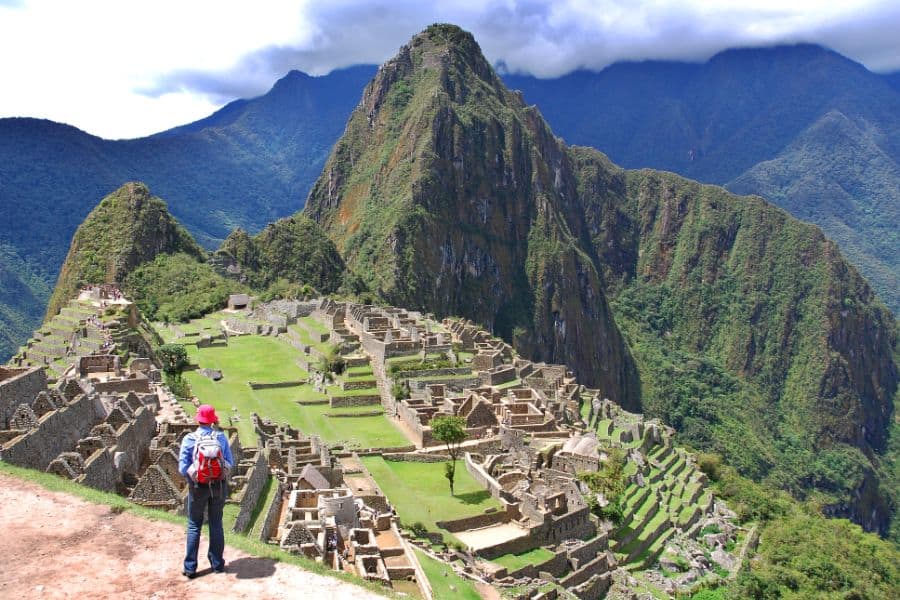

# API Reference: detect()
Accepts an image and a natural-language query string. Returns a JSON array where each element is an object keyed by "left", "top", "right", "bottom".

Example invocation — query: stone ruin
[{"left": 0, "top": 368, "right": 159, "bottom": 494}]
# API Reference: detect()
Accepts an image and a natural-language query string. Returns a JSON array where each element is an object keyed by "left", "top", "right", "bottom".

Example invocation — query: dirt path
[{"left": 0, "top": 473, "right": 382, "bottom": 600}]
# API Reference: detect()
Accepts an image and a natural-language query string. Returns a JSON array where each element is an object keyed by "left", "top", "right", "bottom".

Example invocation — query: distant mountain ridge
[
  {"left": 0, "top": 65, "right": 375, "bottom": 360},
  {"left": 503, "top": 44, "right": 900, "bottom": 313},
  {"left": 2, "top": 41, "right": 898, "bottom": 363}
]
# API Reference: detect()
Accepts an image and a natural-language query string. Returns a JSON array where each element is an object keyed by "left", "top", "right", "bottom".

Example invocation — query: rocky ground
[{"left": 0, "top": 473, "right": 382, "bottom": 599}]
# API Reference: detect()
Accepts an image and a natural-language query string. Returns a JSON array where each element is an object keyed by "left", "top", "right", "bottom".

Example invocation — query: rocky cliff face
[
  {"left": 304, "top": 25, "right": 640, "bottom": 405},
  {"left": 46, "top": 182, "right": 204, "bottom": 318},
  {"left": 572, "top": 150, "right": 898, "bottom": 532}
]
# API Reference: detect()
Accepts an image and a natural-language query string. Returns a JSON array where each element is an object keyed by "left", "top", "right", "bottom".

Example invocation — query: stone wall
[
  {"left": 507, "top": 550, "right": 569, "bottom": 579},
  {"left": 80, "top": 447, "right": 118, "bottom": 492},
  {"left": 328, "top": 394, "right": 381, "bottom": 408},
  {"left": 436, "top": 509, "right": 510, "bottom": 533},
  {"left": 260, "top": 482, "right": 287, "bottom": 542},
  {"left": 233, "top": 449, "right": 270, "bottom": 533},
  {"left": 248, "top": 380, "right": 305, "bottom": 390},
  {"left": 111, "top": 405, "right": 157, "bottom": 475},
  {"left": 92, "top": 376, "right": 151, "bottom": 395},
  {"left": 0, "top": 367, "right": 46, "bottom": 428},
  {"left": 380, "top": 452, "right": 448, "bottom": 463},
  {"left": 0, "top": 393, "right": 104, "bottom": 469}
]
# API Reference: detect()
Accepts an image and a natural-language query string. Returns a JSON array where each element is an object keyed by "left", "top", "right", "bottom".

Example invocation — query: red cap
[{"left": 196, "top": 404, "right": 219, "bottom": 425}]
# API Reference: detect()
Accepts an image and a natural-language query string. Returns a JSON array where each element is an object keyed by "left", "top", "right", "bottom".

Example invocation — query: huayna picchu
[
  {"left": 2, "top": 22, "right": 897, "bottom": 600},
  {"left": 302, "top": 24, "right": 898, "bottom": 539}
]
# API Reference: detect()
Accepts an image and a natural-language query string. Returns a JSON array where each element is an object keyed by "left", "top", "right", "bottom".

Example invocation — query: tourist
[{"left": 178, "top": 404, "right": 233, "bottom": 578}]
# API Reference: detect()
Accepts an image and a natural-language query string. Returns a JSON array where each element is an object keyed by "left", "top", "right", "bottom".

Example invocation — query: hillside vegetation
[
  {"left": 504, "top": 45, "right": 900, "bottom": 313},
  {"left": 217, "top": 215, "right": 346, "bottom": 295},
  {"left": 46, "top": 182, "right": 203, "bottom": 319}
]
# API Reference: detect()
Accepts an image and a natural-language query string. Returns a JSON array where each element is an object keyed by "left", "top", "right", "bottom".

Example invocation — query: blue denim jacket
[{"left": 178, "top": 426, "right": 234, "bottom": 481}]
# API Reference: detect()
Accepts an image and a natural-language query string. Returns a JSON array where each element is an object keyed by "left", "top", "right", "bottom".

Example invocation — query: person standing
[{"left": 178, "top": 404, "right": 233, "bottom": 577}]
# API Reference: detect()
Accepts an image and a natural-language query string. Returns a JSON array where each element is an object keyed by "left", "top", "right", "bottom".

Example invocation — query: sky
[{"left": 1, "top": 0, "right": 898, "bottom": 139}]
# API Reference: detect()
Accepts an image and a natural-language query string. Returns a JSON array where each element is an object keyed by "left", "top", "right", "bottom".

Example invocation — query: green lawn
[
  {"left": 491, "top": 547, "right": 556, "bottom": 571},
  {"left": 294, "top": 402, "right": 409, "bottom": 449},
  {"left": 360, "top": 458, "right": 501, "bottom": 541},
  {"left": 180, "top": 335, "right": 311, "bottom": 443},
  {"left": 178, "top": 329, "right": 408, "bottom": 448},
  {"left": 414, "top": 549, "right": 481, "bottom": 600}
]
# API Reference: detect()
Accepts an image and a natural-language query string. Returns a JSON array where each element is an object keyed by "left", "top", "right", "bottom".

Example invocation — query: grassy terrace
[
  {"left": 491, "top": 547, "right": 556, "bottom": 571},
  {"left": 169, "top": 323, "right": 409, "bottom": 449},
  {"left": 361, "top": 458, "right": 501, "bottom": 543},
  {"left": 414, "top": 548, "right": 480, "bottom": 600}
]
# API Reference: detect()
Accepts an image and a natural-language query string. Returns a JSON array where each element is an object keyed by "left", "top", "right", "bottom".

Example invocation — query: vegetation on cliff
[
  {"left": 45, "top": 182, "right": 204, "bottom": 320},
  {"left": 217, "top": 215, "right": 345, "bottom": 295},
  {"left": 505, "top": 46, "right": 900, "bottom": 312},
  {"left": 123, "top": 253, "right": 247, "bottom": 323}
]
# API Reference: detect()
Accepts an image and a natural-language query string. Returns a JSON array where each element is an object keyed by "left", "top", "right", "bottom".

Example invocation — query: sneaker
[
  {"left": 182, "top": 570, "right": 196, "bottom": 579},
  {"left": 213, "top": 566, "right": 226, "bottom": 574}
]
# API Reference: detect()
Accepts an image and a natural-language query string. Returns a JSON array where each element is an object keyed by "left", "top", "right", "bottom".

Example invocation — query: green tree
[
  {"left": 158, "top": 343, "right": 188, "bottom": 374},
  {"left": 578, "top": 447, "right": 627, "bottom": 523},
  {"left": 317, "top": 344, "right": 346, "bottom": 376},
  {"left": 431, "top": 415, "right": 468, "bottom": 495}
]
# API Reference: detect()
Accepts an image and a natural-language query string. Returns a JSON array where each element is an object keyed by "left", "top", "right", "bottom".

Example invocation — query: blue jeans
[{"left": 184, "top": 481, "right": 228, "bottom": 573}]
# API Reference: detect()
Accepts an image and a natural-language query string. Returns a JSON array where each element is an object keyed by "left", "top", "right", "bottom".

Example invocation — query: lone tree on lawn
[{"left": 431, "top": 415, "right": 467, "bottom": 495}]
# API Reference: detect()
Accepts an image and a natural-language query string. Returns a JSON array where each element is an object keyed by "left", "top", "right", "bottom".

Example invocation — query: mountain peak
[
  {"left": 45, "top": 182, "right": 203, "bottom": 319},
  {"left": 304, "top": 25, "right": 641, "bottom": 403}
]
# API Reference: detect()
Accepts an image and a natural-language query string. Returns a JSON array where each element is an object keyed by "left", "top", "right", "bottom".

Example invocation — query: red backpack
[{"left": 191, "top": 430, "right": 227, "bottom": 484}]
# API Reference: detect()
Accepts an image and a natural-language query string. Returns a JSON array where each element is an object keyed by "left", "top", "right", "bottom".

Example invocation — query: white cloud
[{"left": 1, "top": 0, "right": 898, "bottom": 138}]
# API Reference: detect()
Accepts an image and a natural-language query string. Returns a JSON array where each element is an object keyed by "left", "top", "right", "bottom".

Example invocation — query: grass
[
  {"left": 361, "top": 458, "right": 501, "bottom": 542},
  {"left": 0, "top": 462, "right": 396, "bottom": 598},
  {"left": 491, "top": 547, "right": 556, "bottom": 571},
  {"left": 494, "top": 378, "right": 522, "bottom": 390},
  {"left": 179, "top": 335, "right": 311, "bottom": 443},
  {"left": 176, "top": 329, "right": 409, "bottom": 449},
  {"left": 294, "top": 402, "right": 409, "bottom": 448},
  {"left": 414, "top": 548, "right": 481, "bottom": 600}
]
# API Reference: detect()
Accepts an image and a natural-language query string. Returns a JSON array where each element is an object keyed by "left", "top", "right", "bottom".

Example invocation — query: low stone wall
[
  {"left": 233, "top": 450, "right": 269, "bottom": 533},
  {"left": 380, "top": 452, "right": 448, "bottom": 463},
  {"left": 248, "top": 380, "right": 305, "bottom": 390},
  {"left": 508, "top": 550, "right": 569, "bottom": 579},
  {"left": 436, "top": 508, "right": 510, "bottom": 533},
  {"left": 390, "top": 367, "right": 471, "bottom": 380},
  {"left": 565, "top": 535, "right": 608, "bottom": 567},
  {"left": 329, "top": 394, "right": 381, "bottom": 408},
  {"left": 326, "top": 410, "right": 384, "bottom": 418},
  {"left": 477, "top": 530, "right": 540, "bottom": 560},
  {"left": 92, "top": 376, "right": 151, "bottom": 394},
  {"left": 342, "top": 378, "right": 378, "bottom": 391},
  {"left": 464, "top": 453, "right": 508, "bottom": 501},
  {"left": 408, "top": 376, "right": 481, "bottom": 392},
  {"left": 259, "top": 481, "right": 286, "bottom": 542},
  {"left": 0, "top": 394, "right": 103, "bottom": 469}
]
